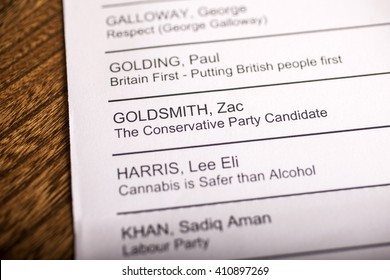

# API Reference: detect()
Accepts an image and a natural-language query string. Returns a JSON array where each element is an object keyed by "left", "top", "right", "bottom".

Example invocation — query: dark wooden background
[{"left": 0, "top": 0, "right": 74, "bottom": 259}]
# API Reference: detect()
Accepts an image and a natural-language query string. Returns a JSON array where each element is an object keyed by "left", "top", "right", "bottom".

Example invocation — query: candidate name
[
  {"left": 106, "top": 9, "right": 189, "bottom": 26},
  {"left": 113, "top": 104, "right": 209, "bottom": 123}
]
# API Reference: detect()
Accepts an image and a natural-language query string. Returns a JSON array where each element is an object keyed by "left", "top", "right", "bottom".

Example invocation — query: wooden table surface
[{"left": 0, "top": 0, "right": 74, "bottom": 259}]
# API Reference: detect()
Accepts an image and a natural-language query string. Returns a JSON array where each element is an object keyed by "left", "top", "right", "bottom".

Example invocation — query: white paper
[{"left": 63, "top": 0, "right": 390, "bottom": 259}]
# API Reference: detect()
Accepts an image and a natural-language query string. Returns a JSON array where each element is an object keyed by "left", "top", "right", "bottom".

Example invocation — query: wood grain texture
[{"left": 0, "top": 0, "right": 74, "bottom": 259}]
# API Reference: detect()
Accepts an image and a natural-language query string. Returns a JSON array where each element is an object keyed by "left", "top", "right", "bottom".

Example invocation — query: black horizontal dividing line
[
  {"left": 116, "top": 183, "right": 390, "bottom": 215},
  {"left": 105, "top": 22, "right": 390, "bottom": 53},
  {"left": 108, "top": 71, "right": 390, "bottom": 103},
  {"left": 102, "top": 0, "right": 189, "bottom": 9},
  {"left": 251, "top": 241, "right": 390, "bottom": 260},
  {"left": 112, "top": 125, "right": 390, "bottom": 157}
]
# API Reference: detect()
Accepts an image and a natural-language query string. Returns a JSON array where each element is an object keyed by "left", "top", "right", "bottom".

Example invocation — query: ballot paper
[{"left": 63, "top": 0, "right": 390, "bottom": 259}]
